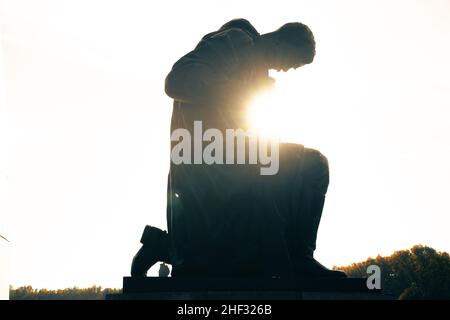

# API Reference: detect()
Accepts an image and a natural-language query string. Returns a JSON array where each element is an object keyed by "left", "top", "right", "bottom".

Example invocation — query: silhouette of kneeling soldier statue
[{"left": 131, "top": 19, "right": 346, "bottom": 279}]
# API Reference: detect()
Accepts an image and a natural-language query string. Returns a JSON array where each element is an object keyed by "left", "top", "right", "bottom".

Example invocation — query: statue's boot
[
  {"left": 294, "top": 256, "right": 347, "bottom": 278},
  {"left": 130, "top": 225, "right": 171, "bottom": 277},
  {"left": 289, "top": 149, "right": 347, "bottom": 278}
]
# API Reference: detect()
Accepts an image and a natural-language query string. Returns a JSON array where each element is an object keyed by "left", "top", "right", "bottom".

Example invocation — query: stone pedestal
[{"left": 106, "top": 277, "right": 391, "bottom": 300}]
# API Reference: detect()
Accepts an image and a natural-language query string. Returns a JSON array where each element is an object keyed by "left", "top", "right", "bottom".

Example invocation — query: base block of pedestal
[{"left": 106, "top": 277, "right": 392, "bottom": 300}]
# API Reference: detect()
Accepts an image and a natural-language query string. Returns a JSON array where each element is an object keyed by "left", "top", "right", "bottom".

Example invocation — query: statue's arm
[
  {"left": 165, "top": 63, "right": 250, "bottom": 106},
  {"left": 164, "top": 29, "right": 256, "bottom": 107}
]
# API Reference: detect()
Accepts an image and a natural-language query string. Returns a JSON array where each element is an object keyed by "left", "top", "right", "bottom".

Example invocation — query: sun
[
  {"left": 246, "top": 69, "right": 333, "bottom": 151},
  {"left": 246, "top": 90, "right": 283, "bottom": 139}
]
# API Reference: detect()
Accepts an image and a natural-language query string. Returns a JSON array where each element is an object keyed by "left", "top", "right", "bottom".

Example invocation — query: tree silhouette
[
  {"left": 336, "top": 245, "right": 450, "bottom": 299},
  {"left": 9, "top": 285, "right": 121, "bottom": 300}
]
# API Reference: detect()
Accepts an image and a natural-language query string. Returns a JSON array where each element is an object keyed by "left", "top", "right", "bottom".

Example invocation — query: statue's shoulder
[{"left": 204, "top": 27, "right": 255, "bottom": 48}]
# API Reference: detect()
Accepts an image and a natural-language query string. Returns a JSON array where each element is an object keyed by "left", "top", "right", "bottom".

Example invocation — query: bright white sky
[{"left": 0, "top": 0, "right": 449, "bottom": 290}]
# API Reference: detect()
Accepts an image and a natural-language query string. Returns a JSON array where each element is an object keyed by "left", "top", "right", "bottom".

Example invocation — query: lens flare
[
  {"left": 246, "top": 70, "right": 333, "bottom": 150},
  {"left": 247, "top": 90, "right": 283, "bottom": 139}
]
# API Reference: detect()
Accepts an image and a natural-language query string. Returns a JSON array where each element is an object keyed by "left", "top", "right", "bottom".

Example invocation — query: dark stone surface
[
  {"left": 105, "top": 277, "right": 391, "bottom": 300},
  {"left": 123, "top": 276, "right": 374, "bottom": 293}
]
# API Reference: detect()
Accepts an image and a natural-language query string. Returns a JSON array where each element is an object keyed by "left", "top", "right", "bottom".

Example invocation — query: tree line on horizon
[
  {"left": 335, "top": 244, "right": 450, "bottom": 299},
  {"left": 9, "top": 244, "right": 450, "bottom": 300},
  {"left": 9, "top": 285, "right": 121, "bottom": 300}
]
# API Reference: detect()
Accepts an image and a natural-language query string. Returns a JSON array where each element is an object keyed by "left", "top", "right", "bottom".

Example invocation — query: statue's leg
[
  {"left": 287, "top": 147, "right": 347, "bottom": 278},
  {"left": 291, "top": 148, "right": 328, "bottom": 258}
]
